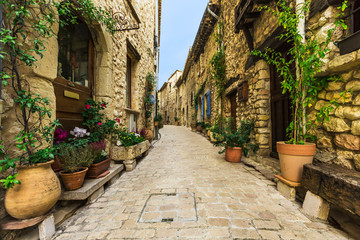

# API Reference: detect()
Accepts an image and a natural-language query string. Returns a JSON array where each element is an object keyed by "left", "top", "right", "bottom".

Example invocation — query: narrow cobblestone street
[{"left": 54, "top": 126, "right": 351, "bottom": 240}]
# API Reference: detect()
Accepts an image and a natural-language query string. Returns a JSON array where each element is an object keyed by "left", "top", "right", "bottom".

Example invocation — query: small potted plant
[
  {"left": 86, "top": 141, "right": 111, "bottom": 178},
  {"left": 214, "top": 119, "right": 258, "bottom": 163},
  {"left": 204, "top": 123, "right": 212, "bottom": 136},
  {"left": 52, "top": 128, "right": 68, "bottom": 172},
  {"left": 174, "top": 117, "right": 180, "bottom": 126},
  {"left": 154, "top": 113, "right": 162, "bottom": 127},
  {"left": 195, "top": 122, "right": 202, "bottom": 132},
  {"left": 59, "top": 143, "right": 94, "bottom": 191}
]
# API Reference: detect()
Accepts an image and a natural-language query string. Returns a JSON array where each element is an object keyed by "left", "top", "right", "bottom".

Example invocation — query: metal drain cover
[{"left": 139, "top": 192, "right": 197, "bottom": 223}]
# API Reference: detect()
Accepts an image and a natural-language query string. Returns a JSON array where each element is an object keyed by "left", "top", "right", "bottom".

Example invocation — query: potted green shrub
[
  {"left": 154, "top": 113, "right": 162, "bottom": 127},
  {"left": 58, "top": 143, "right": 94, "bottom": 191},
  {"left": 174, "top": 117, "right": 180, "bottom": 126},
  {"left": 252, "top": 0, "right": 348, "bottom": 182},
  {"left": 195, "top": 122, "right": 202, "bottom": 132},
  {"left": 214, "top": 119, "right": 258, "bottom": 163}
]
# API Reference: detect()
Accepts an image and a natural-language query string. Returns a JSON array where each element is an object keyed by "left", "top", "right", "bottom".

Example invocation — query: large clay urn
[
  {"left": 5, "top": 160, "right": 61, "bottom": 220},
  {"left": 144, "top": 129, "right": 154, "bottom": 141},
  {"left": 277, "top": 141, "right": 316, "bottom": 182},
  {"left": 225, "top": 147, "right": 242, "bottom": 163}
]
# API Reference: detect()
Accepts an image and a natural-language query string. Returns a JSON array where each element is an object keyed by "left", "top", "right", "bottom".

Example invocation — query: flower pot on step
[
  {"left": 59, "top": 167, "right": 88, "bottom": 191},
  {"left": 86, "top": 158, "right": 111, "bottom": 179},
  {"left": 144, "top": 129, "right": 154, "bottom": 141},
  {"left": 225, "top": 147, "right": 242, "bottom": 163},
  {"left": 277, "top": 141, "right": 316, "bottom": 183},
  {"left": 196, "top": 125, "right": 202, "bottom": 132},
  {"left": 5, "top": 160, "right": 61, "bottom": 220}
]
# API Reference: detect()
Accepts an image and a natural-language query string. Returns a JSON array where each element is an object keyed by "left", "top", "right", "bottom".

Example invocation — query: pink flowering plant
[{"left": 82, "top": 99, "right": 119, "bottom": 142}]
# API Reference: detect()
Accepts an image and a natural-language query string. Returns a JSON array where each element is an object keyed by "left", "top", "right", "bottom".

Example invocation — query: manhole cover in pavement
[{"left": 139, "top": 192, "right": 197, "bottom": 223}]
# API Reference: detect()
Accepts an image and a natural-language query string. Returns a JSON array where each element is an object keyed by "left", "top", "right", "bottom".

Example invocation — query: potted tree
[
  {"left": 214, "top": 119, "right": 258, "bottom": 163},
  {"left": 252, "top": 0, "right": 349, "bottom": 182},
  {"left": 58, "top": 143, "right": 94, "bottom": 191}
]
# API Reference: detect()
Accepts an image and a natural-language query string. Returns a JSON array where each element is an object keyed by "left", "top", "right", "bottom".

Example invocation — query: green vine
[
  {"left": 210, "top": 21, "right": 227, "bottom": 99},
  {"left": 251, "top": 0, "right": 349, "bottom": 144},
  {"left": 144, "top": 72, "right": 155, "bottom": 126},
  {"left": 193, "top": 79, "right": 207, "bottom": 107},
  {"left": 0, "top": 0, "right": 115, "bottom": 188}
]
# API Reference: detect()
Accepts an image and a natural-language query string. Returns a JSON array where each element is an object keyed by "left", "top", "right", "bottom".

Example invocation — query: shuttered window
[{"left": 201, "top": 95, "right": 205, "bottom": 120}]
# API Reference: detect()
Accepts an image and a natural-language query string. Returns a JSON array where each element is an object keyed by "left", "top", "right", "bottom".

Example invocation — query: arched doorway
[{"left": 54, "top": 18, "right": 95, "bottom": 131}]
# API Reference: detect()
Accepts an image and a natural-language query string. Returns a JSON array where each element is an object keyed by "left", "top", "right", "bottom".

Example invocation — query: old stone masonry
[{"left": 53, "top": 126, "right": 352, "bottom": 240}]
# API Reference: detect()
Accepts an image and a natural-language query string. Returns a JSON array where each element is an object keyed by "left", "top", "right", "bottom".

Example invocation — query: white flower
[
  {"left": 135, "top": 133, "right": 140, "bottom": 137},
  {"left": 116, "top": 140, "right": 122, "bottom": 146}
]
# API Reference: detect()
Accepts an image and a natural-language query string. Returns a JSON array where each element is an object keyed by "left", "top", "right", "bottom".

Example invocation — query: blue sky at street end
[{"left": 158, "top": 0, "right": 209, "bottom": 89}]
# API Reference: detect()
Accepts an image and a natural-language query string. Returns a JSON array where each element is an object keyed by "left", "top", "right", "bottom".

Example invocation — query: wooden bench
[{"left": 301, "top": 163, "right": 360, "bottom": 219}]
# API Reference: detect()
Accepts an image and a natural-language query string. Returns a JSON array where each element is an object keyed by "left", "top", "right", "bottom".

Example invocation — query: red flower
[
  {"left": 97, "top": 122, "right": 102, "bottom": 126},
  {"left": 101, "top": 103, "right": 106, "bottom": 107},
  {"left": 85, "top": 104, "right": 91, "bottom": 109},
  {"left": 115, "top": 118, "right": 121, "bottom": 123}
]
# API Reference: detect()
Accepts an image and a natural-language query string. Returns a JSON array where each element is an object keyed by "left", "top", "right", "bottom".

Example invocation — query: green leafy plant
[
  {"left": 144, "top": 72, "right": 155, "bottom": 126},
  {"left": 251, "top": 0, "right": 349, "bottom": 144},
  {"left": 210, "top": 21, "right": 227, "bottom": 100},
  {"left": 0, "top": 0, "right": 115, "bottom": 188},
  {"left": 58, "top": 143, "right": 94, "bottom": 173},
  {"left": 115, "top": 128, "right": 145, "bottom": 148},
  {"left": 193, "top": 80, "right": 207, "bottom": 107},
  {"left": 82, "top": 99, "right": 119, "bottom": 142},
  {"left": 174, "top": 117, "right": 180, "bottom": 122},
  {"left": 154, "top": 113, "right": 162, "bottom": 122},
  {"left": 214, "top": 119, "right": 258, "bottom": 157}
]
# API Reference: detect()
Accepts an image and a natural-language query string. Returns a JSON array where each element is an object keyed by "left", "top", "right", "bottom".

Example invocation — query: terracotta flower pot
[
  {"left": 196, "top": 125, "right": 202, "bottom": 132},
  {"left": 154, "top": 121, "right": 159, "bottom": 127},
  {"left": 51, "top": 156, "right": 62, "bottom": 172},
  {"left": 191, "top": 124, "right": 196, "bottom": 130},
  {"left": 225, "top": 147, "right": 242, "bottom": 163},
  {"left": 5, "top": 160, "right": 61, "bottom": 220},
  {"left": 144, "top": 129, "right": 154, "bottom": 141},
  {"left": 86, "top": 158, "right": 111, "bottom": 179},
  {"left": 175, "top": 122, "right": 179, "bottom": 126},
  {"left": 277, "top": 141, "right": 316, "bottom": 183},
  {"left": 60, "top": 168, "right": 88, "bottom": 191}
]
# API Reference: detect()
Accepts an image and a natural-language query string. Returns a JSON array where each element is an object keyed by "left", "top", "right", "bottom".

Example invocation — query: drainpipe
[
  {"left": 207, "top": 2, "right": 223, "bottom": 117},
  {"left": 154, "top": 0, "right": 160, "bottom": 140},
  {"left": 296, "top": 0, "right": 306, "bottom": 140}
]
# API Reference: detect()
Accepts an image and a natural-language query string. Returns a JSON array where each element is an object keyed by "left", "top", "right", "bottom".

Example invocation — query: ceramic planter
[
  {"left": 5, "top": 160, "right": 61, "bottom": 220},
  {"left": 225, "top": 147, "right": 242, "bottom": 163},
  {"left": 175, "top": 122, "right": 179, "bottom": 126},
  {"left": 86, "top": 158, "right": 111, "bottom": 179},
  {"left": 196, "top": 125, "right": 202, "bottom": 132},
  {"left": 59, "top": 168, "right": 88, "bottom": 191},
  {"left": 144, "top": 128, "right": 154, "bottom": 141},
  {"left": 154, "top": 121, "right": 159, "bottom": 127},
  {"left": 277, "top": 141, "right": 316, "bottom": 183}
]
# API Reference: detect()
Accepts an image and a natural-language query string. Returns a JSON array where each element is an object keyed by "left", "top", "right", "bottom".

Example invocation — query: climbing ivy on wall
[
  {"left": 144, "top": 72, "right": 155, "bottom": 126},
  {"left": 193, "top": 79, "right": 207, "bottom": 107},
  {"left": 210, "top": 21, "right": 227, "bottom": 100}
]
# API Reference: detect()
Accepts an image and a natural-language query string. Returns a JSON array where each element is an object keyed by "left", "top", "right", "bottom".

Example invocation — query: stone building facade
[
  {"left": 177, "top": 0, "right": 360, "bottom": 171},
  {"left": 158, "top": 70, "right": 182, "bottom": 125},
  {"left": 0, "top": 0, "right": 161, "bottom": 223}
]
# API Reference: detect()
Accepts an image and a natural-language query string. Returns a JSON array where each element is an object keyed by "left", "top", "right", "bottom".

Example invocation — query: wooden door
[
  {"left": 54, "top": 20, "right": 95, "bottom": 132},
  {"left": 270, "top": 45, "right": 293, "bottom": 158}
]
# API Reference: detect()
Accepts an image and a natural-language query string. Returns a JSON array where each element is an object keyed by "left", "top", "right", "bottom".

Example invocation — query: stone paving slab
[{"left": 53, "top": 126, "right": 353, "bottom": 239}]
